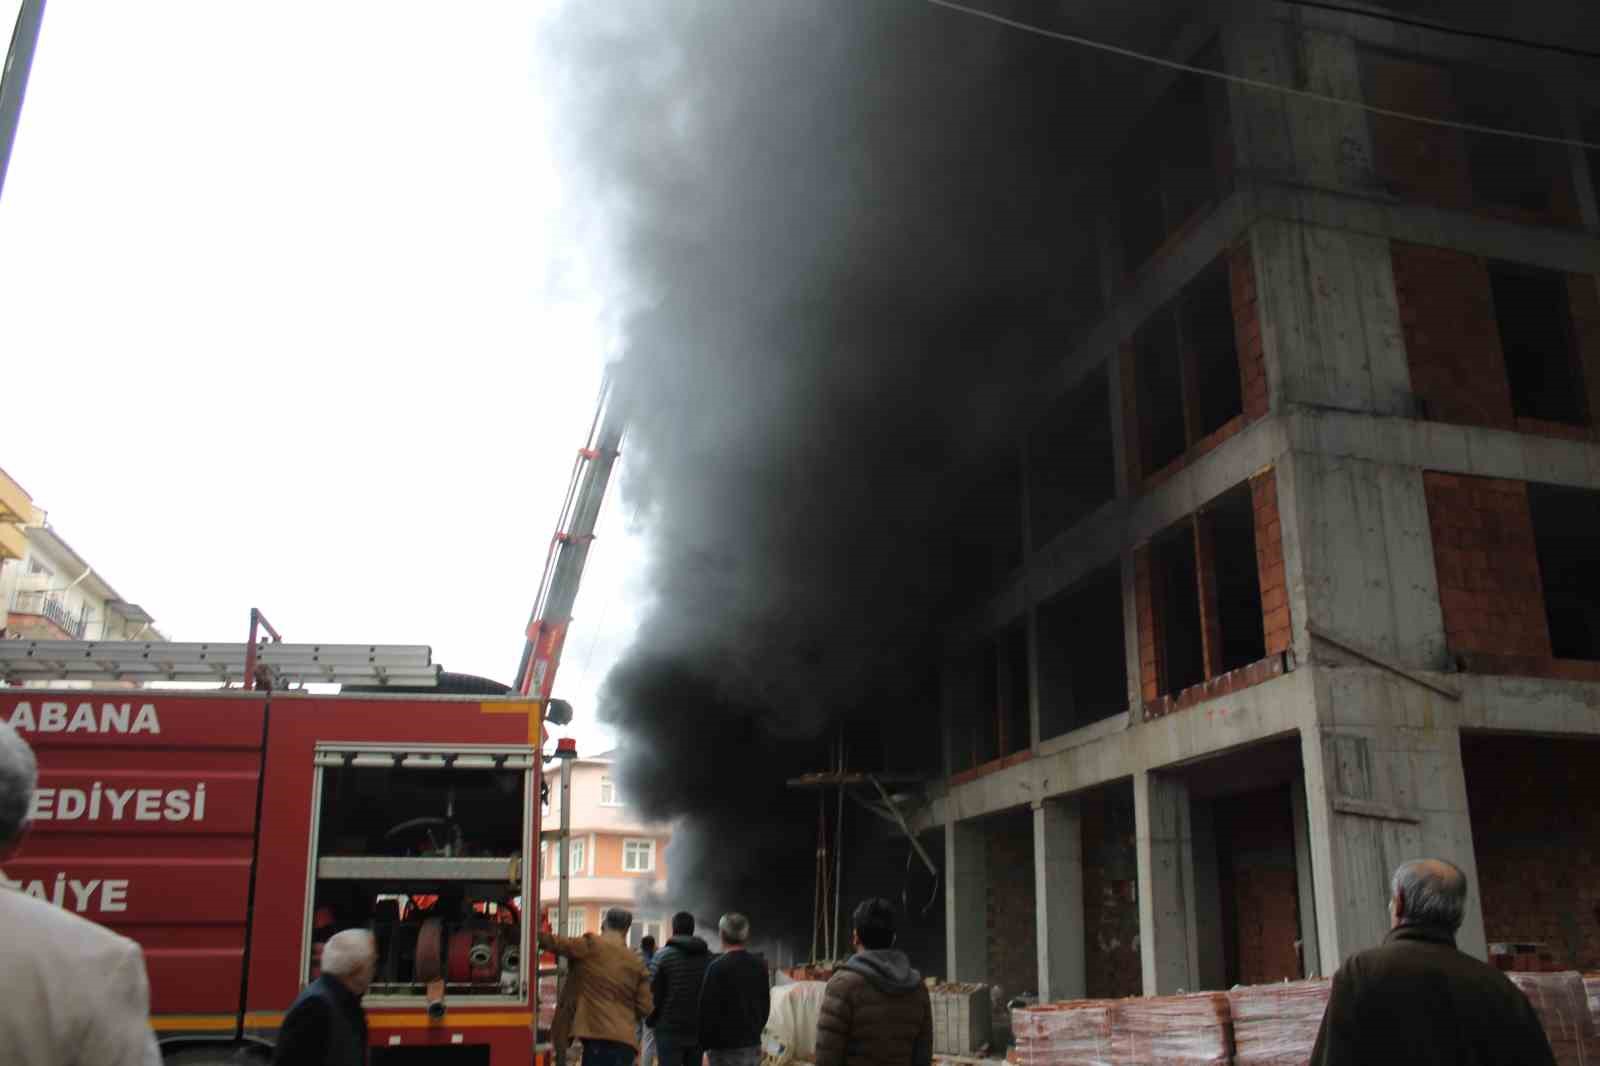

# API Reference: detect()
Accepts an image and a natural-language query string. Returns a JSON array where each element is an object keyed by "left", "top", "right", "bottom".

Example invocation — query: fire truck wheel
[{"left": 161, "top": 1044, "right": 269, "bottom": 1066}]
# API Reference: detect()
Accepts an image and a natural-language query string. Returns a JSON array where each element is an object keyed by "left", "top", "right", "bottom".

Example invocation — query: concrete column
[
  {"left": 1119, "top": 547, "right": 1142, "bottom": 723},
  {"left": 946, "top": 816, "right": 989, "bottom": 982},
  {"left": 1290, "top": 774, "right": 1323, "bottom": 977},
  {"left": 1134, "top": 770, "right": 1198, "bottom": 993},
  {"left": 1033, "top": 797, "right": 1086, "bottom": 1001},
  {"left": 1188, "top": 798, "right": 1227, "bottom": 991},
  {"left": 1300, "top": 707, "right": 1488, "bottom": 969}
]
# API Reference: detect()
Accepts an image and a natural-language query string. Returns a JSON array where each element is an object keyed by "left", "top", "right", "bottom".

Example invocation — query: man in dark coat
[
  {"left": 650, "top": 911, "right": 712, "bottom": 1066},
  {"left": 1310, "top": 858, "right": 1556, "bottom": 1066},
  {"left": 815, "top": 898, "right": 932, "bottom": 1066},
  {"left": 698, "top": 913, "right": 771, "bottom": 1066},
  {"left": 273, "top": 929, "right": 377, "bottom": 1066}
]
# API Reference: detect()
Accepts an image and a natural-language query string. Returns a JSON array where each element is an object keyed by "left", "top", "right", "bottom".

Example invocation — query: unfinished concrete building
[{"left": 911, "top": 4, "right": 1600, "bottom": 1002}]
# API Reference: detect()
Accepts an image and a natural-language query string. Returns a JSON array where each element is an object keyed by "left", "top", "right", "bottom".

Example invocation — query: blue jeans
[{"left": 582, "top": 1039, "right": 636, "bottom": 1066}]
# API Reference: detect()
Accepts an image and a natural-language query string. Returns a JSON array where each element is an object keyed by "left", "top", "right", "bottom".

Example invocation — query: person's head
[
  {"left": 671, "top": 911, "right": 695, "bottom": 936},
  {"left": 1389, "top": 859, "right": 1468, "bottom": 932},
  {"left": 0, "top": 721, "right": 37, "bottom": 861},
  {"left": 321, "top": 929, "right": 379, "bottom": 997},
  {"left": 718, "top": 912, "right": 751, "bottom": 948},
  {"left": 602, "top": 907, "right": 633, "bottom": 937},
  {"left": 641, "top": 935, "right": 657, "bottom": 957},
  {"left": 850, "top": 898, "right": 897, "bottom": 952}
]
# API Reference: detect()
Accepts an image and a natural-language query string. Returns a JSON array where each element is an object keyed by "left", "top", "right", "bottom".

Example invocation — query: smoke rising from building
[{"left": 541, "top": 0, "right": 1593, "bottom": 951}]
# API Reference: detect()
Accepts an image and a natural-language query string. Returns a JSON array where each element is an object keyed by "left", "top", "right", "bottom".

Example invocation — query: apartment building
[
  {"left": 0, "top": 466, "right": 164, "bottom": 644},
  {"left": 908, "top": 3, "right": 1600, "bottom": 1005},
  {"left": 540, "top": 749, "right": 671, "bottom": 945}
]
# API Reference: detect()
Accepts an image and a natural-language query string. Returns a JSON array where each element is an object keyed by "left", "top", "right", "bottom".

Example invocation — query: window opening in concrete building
[
  {"left": 1528, "top": 483, "right": 1600, "bottom": 659},
  {"left": 1135, "top": 305, "right": 1189, "bottom": 474},
  {"left": 1003, "top": 621, "right": 1031, "bottom": 756},
  {"left": 1462, "top": 733, "right": 1600, "bottom": 971},
  {"left": 1183, "top": 259, "right": 1244, "bottom": 438},
  {"left": 1151, "top": 521, "right": 1205, "bottom": 696},
  {"left": 1111, "top": 43, "right": 1228, "bottom": 274},
  {"left": 1036, "top": 563, "right": 1128, "bottom": 739},
  {"left": 1212, "top": 784, "right": 1302, "bottom": 987},
  {"left": 1026, "top": 366, "right": 1114, "bottom": 549},
  {"left": 1132, "top": 257, "right": 1243, "bottom": 480},
  {"left": 1456, "top": 66, "right": 1566, "bottom": 217},
  {"left": 1489, "top": 263, "right": 1586, "bottom": 426},
  {"left": 1204, "top": 484, "right": 1266, "bottom": 673}
]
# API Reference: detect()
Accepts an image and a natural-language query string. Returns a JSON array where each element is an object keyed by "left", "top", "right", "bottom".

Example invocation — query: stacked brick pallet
[
  {"left": 1508, "top": 972, "right": 1599, "bottom": 1066},
  {"left": 1226, "top": 981, "right": 1331, "bottom": 1066},
  {"left": 1013, "top": 993, "right": 1231, "bottom": 1066}
]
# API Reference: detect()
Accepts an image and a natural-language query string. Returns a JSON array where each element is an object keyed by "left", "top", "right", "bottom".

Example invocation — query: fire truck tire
[{"left": 161, "top": 1044, "right": 269, "bottom": 1066}]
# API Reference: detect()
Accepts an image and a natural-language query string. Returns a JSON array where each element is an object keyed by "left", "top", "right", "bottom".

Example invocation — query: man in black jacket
[
  {"left": 273, "top": 929, "right": 377, "bottom": 1066},
  {"left": 698, "top": 914, "right": 770, "bottom": 1066},
  {"left": 1309, "top": 858, "right": 1556, "bottom": 1066},
  {"left": 650, "top": 911, "right": 711, "bottom": 1066}
]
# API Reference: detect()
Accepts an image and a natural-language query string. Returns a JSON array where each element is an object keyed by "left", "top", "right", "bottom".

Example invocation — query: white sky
[{"left": 0, "top": 1, "right": 642, "bottom": 756}]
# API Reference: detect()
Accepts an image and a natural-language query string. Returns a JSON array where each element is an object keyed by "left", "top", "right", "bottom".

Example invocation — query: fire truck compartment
[{"left": 308, "top": 752, "right": 530, "bottom": 999}]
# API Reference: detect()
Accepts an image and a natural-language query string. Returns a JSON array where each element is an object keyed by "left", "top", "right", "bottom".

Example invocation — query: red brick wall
[
  {"left": 1134, "top": 546, "right": 1160, "bottom": 705},
  {"left": 1081, "top": 787, "right": 1141, "bottom": 999},
  {"left": 1392, "top": 243, "right": 1515, "bottom": 430},
  {"left": 1463, "top": 734, "right": 1600, "bottom": 970},
  {"left": 1231, "top": 243, "right": 1268, "bottom": 421},
  {"left": 1422, "top": 473, "right": 1551, "bottom": 661},
  {"left": 985, "top": 812, "right": 1037, "bottom": 1000},
  {"left": 1216, "top": 786, "right": 1302, "bottom": 986},
  {"left": 1251, "top": 470, "right": 1290, "bottom": 656}
]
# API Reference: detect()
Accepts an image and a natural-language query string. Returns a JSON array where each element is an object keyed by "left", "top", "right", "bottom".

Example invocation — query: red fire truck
[
  {"left": 0, "top": 384, "right": 625, "bottom": 1063},
  {"left": 2, "top": 683, "right": 549, "bottom": 1063}
]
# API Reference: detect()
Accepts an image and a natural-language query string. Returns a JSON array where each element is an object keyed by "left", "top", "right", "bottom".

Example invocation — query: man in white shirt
[{"left": 0, "top": 720, "right": 162, "bottom": 1066}]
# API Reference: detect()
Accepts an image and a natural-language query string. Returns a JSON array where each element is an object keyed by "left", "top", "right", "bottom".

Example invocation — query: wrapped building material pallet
[
  {"left": 1012, "top": 993, "right": 1229, "bottom": 1066},
  {"left": 931, "top": 982, "right": 994, "bottom": 1056},
  {"left": 1509, "top": 971, "right": 1599, "bottom": 1066},
  {"left": 1013, "top": 1000, "right": 1116, "bottom": 1066},
  {"left": 762, "top": 980, "right": 830, "bottom": 1066},
  {"left": 1586, "top": 974, "right": 1600, "bottom": 1031},
  {"left": 1227, "top": 980, "right": 1331, "bottom": 1066},
  {"left": 1111, "top": 992, "right": 1232, "bottom": 1066}
]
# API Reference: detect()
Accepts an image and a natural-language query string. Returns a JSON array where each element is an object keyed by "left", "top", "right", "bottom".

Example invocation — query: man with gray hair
[
  {"left": 697, "top": 913, "right": 770, "bottom": 1066},
  {"left": 1310, "top": 858, "right": 1556, "bottom": 1066},
  {"left": 0, "top": 720, "right": 161, "bottom": 1066},
  {"left": 272, "top": 928, "right": 377, "bottom": 1065}
]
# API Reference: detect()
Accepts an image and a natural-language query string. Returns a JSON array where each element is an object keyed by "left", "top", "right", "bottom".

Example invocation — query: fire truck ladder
[
  {"left": 0, "top": 637, "right": 441, "bottom": 688},
  {"left": 515, "top": 380, "right": 624, "bottom": 1066}
]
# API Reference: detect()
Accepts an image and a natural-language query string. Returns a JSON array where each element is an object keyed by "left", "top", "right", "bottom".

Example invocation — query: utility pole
[{"left": 0, "top": 0, "right": 47, "bottom": 201}]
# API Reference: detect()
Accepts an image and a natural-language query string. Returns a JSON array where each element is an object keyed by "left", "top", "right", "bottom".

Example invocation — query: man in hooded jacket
[
  {"left": 815, "top": 898, "right": 932, "bottom": 1066},
  {"left": 650, "top": 911, "right": 712, "bottom": 1066}
]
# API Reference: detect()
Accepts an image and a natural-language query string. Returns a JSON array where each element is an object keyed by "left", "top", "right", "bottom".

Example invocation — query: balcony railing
[{"left": 9, "top": 591, "right": 87, "bottom": 639}]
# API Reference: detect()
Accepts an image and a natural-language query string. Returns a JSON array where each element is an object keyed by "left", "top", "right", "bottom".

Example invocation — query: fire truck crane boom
[{"left": 515, "top": 378, "right": 625, "bottom": 702}]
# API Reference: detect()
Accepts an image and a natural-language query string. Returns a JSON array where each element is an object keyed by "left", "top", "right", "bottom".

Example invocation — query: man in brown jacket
[
  {"left": 539, "top": 906, "right": 654, "bottom": 1066},
  {"left": 815, "top": 898, "right": 932, "bottom": 1066},
  {"left": 1309, "top": 858, "right": 1556, "bottom": 1066}
]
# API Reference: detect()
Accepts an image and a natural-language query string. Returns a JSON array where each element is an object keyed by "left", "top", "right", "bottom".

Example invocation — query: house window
[
  {"left": 1489, "top": 262, "right": 1586, "bottom": 426},
  {"left": 623, "top": 838, "right": 656, "bottom": 873},
  {"left": 27, "top": 558, "right": 52, "bottom": 577},
  {"left": 599, "top": 776, "right": 622, "bottom": 806},
  {"left": 566, "top": 907, "right": 587, "bottom": 937},
  {"left": 569, "top": 837, "right": 586, "bottom": 874},
  {"left": 539, "top": 842, "right": 547, "bottom": 878}
]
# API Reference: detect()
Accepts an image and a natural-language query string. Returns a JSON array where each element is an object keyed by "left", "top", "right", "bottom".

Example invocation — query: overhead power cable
[{"left": 924, "top": 0, "right": 1600, "bottom": 153}]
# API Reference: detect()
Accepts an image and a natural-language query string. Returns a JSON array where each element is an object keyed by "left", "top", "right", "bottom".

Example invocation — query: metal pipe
[
  {"left": 555, "top": 750, "right": 574, "bottom": 1066},
  {"left": 833, "top": 737, "right": 844, "bottom": 962}
]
